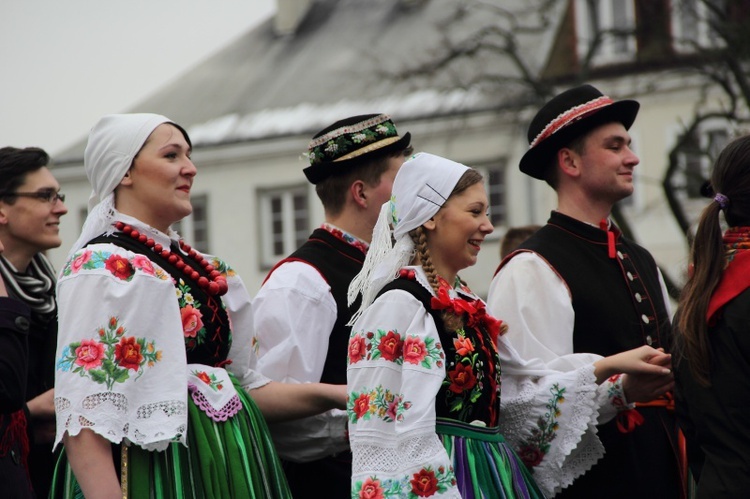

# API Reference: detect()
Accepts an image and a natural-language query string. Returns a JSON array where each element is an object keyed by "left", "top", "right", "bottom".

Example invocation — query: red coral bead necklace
[{"left": 114, "top": 221, "right": 228, "bottom": 296}]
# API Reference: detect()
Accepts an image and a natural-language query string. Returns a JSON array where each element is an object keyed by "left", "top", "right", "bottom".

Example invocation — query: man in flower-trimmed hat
[
  {"left": 488, "top": 85, "right": 682, "bottom": 498},
  {"left": 253, "top": 114, "right": 412, "bottom": 498}
]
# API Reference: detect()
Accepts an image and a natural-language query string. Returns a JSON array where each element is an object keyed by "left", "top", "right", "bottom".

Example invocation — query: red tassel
[{"left": 600, "top": 219, "right": 616, "bottom": 259}]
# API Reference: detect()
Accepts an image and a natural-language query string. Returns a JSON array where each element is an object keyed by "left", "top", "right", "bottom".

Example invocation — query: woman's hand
[
  {"left": 593, "top": 346, "right": 674, "bottom": 403},
  {"left": 593, "top": 345, "right": 672, "bottom": 383}
]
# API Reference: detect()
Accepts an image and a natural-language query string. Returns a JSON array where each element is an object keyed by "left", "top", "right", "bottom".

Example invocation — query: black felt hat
[
  {"left": 520, "top": 84, "right": 640, "bottom": 180},
  {"left": 303, "top": 114, "right": 411, "bottom": 184}
]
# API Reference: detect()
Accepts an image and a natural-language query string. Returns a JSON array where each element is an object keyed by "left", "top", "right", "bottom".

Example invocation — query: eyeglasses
[{"left": 0, "top": 189, "right": 66, "bottom": 204}]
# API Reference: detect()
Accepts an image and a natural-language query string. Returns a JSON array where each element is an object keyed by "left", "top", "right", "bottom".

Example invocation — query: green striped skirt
[
  {"left": 437, "top": 419, "right": 546, "bottom": 499},
  {"left": 50, "top": 375, "right": 291, "bottom": 499}
]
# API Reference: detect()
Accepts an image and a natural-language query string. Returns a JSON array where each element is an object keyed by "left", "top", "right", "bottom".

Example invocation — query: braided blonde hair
[{"left": 410, "top": 224, "right": 465, "bottom": 332}]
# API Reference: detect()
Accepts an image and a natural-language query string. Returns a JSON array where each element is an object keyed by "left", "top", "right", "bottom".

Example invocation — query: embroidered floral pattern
[
  {"left": 352, "top": 466, "right": 456, "bottom": 498},
  {"left": 321, "top": 223, "right": 369, "bottom": 254},
  {"left": 442, "top": 327, "right": 488, "bottom": 420},
  {"left": 307, "top": 115, "right": 400, "bottom": 166},
  {"left": 56, "top": 317, "right": 162, "bottom": 390},
  {"left": 348, "top": 329, "right": 445, "bottom": 369},
  {"left": 176, "top": 279, "right": 207, "bottom": 350},
  {"left": 192, "top": 369, "right": 224, "bottom": 391},
  {"left": 517, "top": 383, "right": 565, "bottom": 470},
  {"left": 348, "top": 385, "right": 412, "bottom": 424},
  {"left": 208, "top": 256, "right": 236, "bottom": 277},
  {"left": 62, "top": 248, "right": 169, "bottom": 281}
]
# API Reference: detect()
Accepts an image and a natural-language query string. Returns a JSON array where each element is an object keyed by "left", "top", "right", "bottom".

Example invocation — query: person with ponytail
[
  {"left": 673, "top": 134, "right": 750, "bottom": 497},
  {"left": 346, "top": 152, "right": 674, "bottom": 498}
]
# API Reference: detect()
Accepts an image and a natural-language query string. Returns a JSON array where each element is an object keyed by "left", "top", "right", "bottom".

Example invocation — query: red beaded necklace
[{"left": 114, "top": 221, "right": 228, "bottom": 296}]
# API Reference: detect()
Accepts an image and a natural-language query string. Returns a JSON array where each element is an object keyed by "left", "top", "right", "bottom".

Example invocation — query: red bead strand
[{"left": 114, "top": 222, "right": 228, "bottom": 296}]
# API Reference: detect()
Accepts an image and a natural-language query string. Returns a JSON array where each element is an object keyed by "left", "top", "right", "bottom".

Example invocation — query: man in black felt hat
[
  {"left": 253, "top": 114, "right": 412, "bottom": 498},
  {"left": 488, "top": 85, "right": 683, "bottom": 498}
]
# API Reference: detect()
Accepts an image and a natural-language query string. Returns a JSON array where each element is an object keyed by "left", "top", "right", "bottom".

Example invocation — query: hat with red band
[{"left": 520, "top": 84, "right": 639, "bottom": 180}]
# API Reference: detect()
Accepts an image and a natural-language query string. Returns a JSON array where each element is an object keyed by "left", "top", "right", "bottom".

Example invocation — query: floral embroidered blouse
[
  {"left": 347, "top": 266, "right": 621, "bottom": 497},
  {"left": 53, "top": 214, "right": 269, "bottom": 452}
]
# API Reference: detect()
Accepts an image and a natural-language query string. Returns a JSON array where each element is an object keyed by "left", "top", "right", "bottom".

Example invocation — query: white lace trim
[
  {"left": 351, "top": 428, "right": 449, "bottom": 477},
  {"left": 54, "top": 393, "right": 187, "bottom": 452},
  {"left": 500, "top": 365, "right": 604, "bottom": 497}
]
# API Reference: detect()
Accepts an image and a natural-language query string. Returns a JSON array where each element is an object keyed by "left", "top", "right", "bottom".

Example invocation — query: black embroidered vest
[
  {"left": 379, "top": 277, "right": 502, "bottom": 426},
  {"left": 265, "top": 228, "right": 365, "bottom": 384}
]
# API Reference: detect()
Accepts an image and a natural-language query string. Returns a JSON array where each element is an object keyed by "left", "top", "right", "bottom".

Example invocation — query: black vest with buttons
[{"left": 515, "top": 211, "right": 671, "bottom": 355}]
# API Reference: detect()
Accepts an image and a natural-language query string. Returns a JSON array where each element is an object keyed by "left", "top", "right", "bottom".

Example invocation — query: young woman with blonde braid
[
  {"left": 345, "top": 152, "right": 674, "bottom": 498},
  {"left": 673, "top": 134, "right": 750, "bottom": 497}
]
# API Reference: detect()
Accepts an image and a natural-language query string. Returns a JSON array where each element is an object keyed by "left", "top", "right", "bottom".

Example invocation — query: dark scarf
[{"left": 0, "top": 253, "right": 56, "bottom": 319}]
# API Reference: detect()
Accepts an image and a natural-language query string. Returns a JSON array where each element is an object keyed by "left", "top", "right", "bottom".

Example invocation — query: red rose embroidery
[
  {"left": 447, "top": 363, "right": 477, "bottom": 394},
  {"left": 353, "top": 393, "right": 371, "bottom": 419},
  {"left": 349, "top": 335, "right": 366, "bottom": 364},
  {"left": 105, "top": 254, "right": 134, "bottom": 280},
  {"left": 377, "top": 331, "right": 403, "bottom": 362},
  {"left": 518, "top": 444, "right": 544, "bottom": 468},
  {"left": 453, "top": 336, "right": 474, "bottom": 357},
  {"left": 196, "top": 371, "right": 212, "bottom": 385},
  {"left": 181, "top": 305, "right": 204, "bottom": 338},
  {"left": 115, "top": 336, "right": 143, "bottom": 370},
  {"left": 410, "top": 469, "right": 439, "bottom": 497},
  {"left": 74, "top": 339, "right": 105, "bottom": 369},
  {"left": 358, "top": 477, "right": 384, "bottom": 499},
  {"left": 403, "top": 336, "right": 428, "bottom": 365}
]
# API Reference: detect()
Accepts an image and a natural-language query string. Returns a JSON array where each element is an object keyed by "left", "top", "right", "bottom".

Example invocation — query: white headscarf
[
  {"left": 348, "top": 152, "right": 469, "bottom": 323},
  {"left": 67, "top": 113, "right": 171, "bottom": 259}
]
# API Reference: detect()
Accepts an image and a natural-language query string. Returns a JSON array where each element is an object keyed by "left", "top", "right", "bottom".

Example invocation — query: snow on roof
[{"left": 186, "top": 87, "right": 487, "bottom": 145}]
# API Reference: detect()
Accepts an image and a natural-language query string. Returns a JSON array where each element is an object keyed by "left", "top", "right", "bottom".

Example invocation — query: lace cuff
[{"left": 501, "top": 364, "right": 604, "bottom": 497}]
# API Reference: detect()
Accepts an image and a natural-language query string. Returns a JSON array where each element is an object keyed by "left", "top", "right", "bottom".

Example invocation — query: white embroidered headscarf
[
  {"left": 348, "top": 152, "right": 469, "bottom": 323},
  {"left": 67, "top": 113, "right": 171, "bottom": 259}
]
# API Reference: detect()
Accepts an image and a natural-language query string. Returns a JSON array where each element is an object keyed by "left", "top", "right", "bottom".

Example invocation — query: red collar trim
[{"left": 707, "top": 250, "right": 750, "bottom": 324}]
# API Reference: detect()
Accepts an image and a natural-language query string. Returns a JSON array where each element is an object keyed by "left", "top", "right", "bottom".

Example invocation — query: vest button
[
  {"left": 635, "top": 293, "right": 642, "bottom": 303},
  {"left": 617, "top": 251, "right": 624, "bottom": 259},
  {"left": 646, "top": 335, "right": 653, "bottom": 345},
  {"left": 14, "top": 316, "right": 30, "bottom": 332},
  {"left": 627, "top": 272, "right": 634, "bottom": 281},
  {"left": 641, "top": 314, "right": 650, "bottom": 324}
]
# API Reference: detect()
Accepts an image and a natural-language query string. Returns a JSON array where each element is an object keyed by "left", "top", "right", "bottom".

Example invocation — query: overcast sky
[{"left": 0, "top": 0, "right": 274, "bottom": 155}]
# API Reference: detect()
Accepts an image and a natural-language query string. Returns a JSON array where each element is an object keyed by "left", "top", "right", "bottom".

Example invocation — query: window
[
  {"left": 575, "top": 0, "right": 637, "bottom": 65},
  {"left": 672, "top": 0, "right": 727, "bottom": 53},
  {"left": 674, "top": 126, "right": 729, "bottom": 199},
  {"left": 173, "top": 194, "right": 210, "bottom": 253},
  {"left": 258, "top": 185, "right": 309, "bottom": 268},
  {"left": 475, "top": 160, "right": 507, "bottom": 232}
]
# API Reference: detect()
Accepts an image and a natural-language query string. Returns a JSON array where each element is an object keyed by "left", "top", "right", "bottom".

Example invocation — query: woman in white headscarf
[
  {"left": 345, "top": 152, "right": 674, "bottom": 498},
  {"left": 51, "top": 114, "right": 345, "bottom": 498}
]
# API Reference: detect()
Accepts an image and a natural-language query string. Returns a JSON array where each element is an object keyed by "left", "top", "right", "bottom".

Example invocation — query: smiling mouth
[{"left": 469, "top": 239, "right": 482, "bottom": 249}]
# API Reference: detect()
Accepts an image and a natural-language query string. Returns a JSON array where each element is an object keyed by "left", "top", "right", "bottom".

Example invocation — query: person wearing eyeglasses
[{"left": 0, "top": 146, "right": 68, "bottom": 498}]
